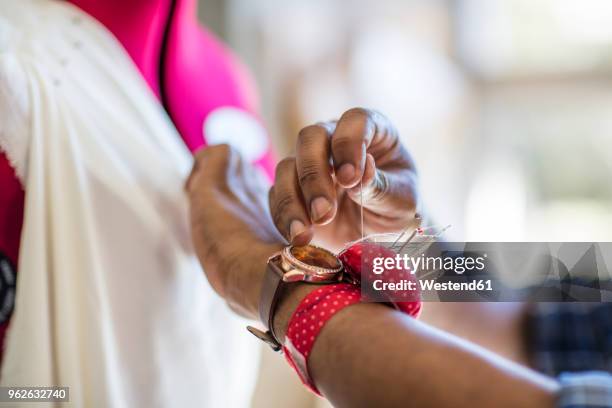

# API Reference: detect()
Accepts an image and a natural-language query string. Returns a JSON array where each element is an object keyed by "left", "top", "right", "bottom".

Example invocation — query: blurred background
[{"left": 197, "top": 0, "right": 612, "bottom": 406}]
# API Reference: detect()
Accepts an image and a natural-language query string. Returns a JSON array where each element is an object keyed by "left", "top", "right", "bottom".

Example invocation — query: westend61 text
[{"left": 372, "top": 279, "right": 493, "bottom": 292}]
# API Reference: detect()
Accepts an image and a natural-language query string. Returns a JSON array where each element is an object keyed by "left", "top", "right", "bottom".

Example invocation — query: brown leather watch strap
[
  {"left": 246, "top": 253, "right": 285, "bottom": 351},
  {"left": 259, "top": 255, "right": 286, "bottom": 335}
]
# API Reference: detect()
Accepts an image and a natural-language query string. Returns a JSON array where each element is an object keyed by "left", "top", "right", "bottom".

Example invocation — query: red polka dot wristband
[{"left": 282, "top": 283, "right": 361, "bottom": 395}]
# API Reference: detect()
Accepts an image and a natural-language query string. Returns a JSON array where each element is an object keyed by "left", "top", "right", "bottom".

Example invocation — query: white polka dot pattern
[
  {"left": 282, "top": 240, "right": 424, "bottom": 395},
  {"left": 282, "top": 283, "right": 361, "bottom": 395}
]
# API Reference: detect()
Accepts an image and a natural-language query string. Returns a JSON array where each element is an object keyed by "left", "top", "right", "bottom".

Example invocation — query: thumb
[{"left": 346, "top": 153, "right": 418, "bottom": 221}]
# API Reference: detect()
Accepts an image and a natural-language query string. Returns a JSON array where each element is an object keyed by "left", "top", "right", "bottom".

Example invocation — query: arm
[
  {"left": 186, "top": 109, "right": 555, "bottom": 407},
  {"left": 274, "top": 284, "right": 558, "bottom": 408}
]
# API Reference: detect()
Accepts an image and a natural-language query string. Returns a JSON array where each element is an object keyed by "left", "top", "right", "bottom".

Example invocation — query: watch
[{"left": 247, "top": 245, "right": 344, "bottom": 351}]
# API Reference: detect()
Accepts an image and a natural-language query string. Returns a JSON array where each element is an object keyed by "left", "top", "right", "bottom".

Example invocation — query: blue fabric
[
  {"left": 528, "top": 303, "right": 612, "bottom": 375},
  {"left": 527, "top": 303, "right": 612, "bottom": 407},
  {"left": 558, "top": 372, "right": 612, "bottom": 408}
]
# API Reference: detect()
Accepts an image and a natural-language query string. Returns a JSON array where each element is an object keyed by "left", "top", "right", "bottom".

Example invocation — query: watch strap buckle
[{"left": 247, "top": 325, "right": 282, "bottom": 351}]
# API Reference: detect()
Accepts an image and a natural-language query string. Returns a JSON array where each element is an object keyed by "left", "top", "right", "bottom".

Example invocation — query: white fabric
[
  {"left": 203, "top": 107, "right": 269, "bottom": 162},
  {"left": 0, "top": 1, "right": 260, "bottom": 407}
]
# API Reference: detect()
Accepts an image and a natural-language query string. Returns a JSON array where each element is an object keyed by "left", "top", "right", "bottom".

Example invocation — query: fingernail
[
  {"left": 311, "top": 197, "right": 332, "bottom": 222},
  {"left": 337, "top": 163, "right": 356, "bottom": 185},
  {"left": 289, "top": 220, "right": 307, "bottom": 242}
]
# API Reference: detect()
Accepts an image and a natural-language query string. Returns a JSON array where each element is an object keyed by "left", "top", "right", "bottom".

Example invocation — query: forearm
[
  {"left": 274, "top": 285, "right": 558, "bottom": 408},
  {"left": 419, "top": 302, "right": 530, "bottom": 365},
  {"left": 222, "top": 242, "right": 284, "bottom": 319}
]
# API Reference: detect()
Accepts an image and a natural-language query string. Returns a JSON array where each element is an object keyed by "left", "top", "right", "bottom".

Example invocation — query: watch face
[{"left": 288, "top": 245, "right": 342, "bottom": 271}]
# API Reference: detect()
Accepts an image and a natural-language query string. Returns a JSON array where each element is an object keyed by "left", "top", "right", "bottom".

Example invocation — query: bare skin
[
  {"left": 268, "top": 108, "right": 419, "bottom": 251},
  {"left": 273, "top": 284, "right": 556, "bottom": 408},
  {"left": 186, "top": 108, "right": 552, "bottom": 407},
  {"left": 265, "top": 108, "right": 529, "bottom": 364}
]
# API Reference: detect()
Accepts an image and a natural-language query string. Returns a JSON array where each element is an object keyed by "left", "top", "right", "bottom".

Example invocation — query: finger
[
  {"left": 330, "top": 107, "right": 375, "bottom": 188},
  {"left": 269, "top": 157, "right": 314, "bottom": 245},
  {"left": 361, "top": 153, "right": 376, "bottom": 186},
  {"left": 295, "top": 124, "right": 337, "bottom": 225},
  {"left": 347, "top": 153, "right": 378, "bottom": 200},
  {"left": 186, "top": 144, "right": 236, "bottom": 194},
  {"left": 348, "top": 153, "right": 418, "bottom": 221}
]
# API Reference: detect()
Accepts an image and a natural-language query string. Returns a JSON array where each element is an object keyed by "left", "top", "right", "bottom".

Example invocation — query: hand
[
  {"left": 186, "top": 145, "right": 283, "bottom": 318},
  {"left": 269, "top": 108, "right": 419, "bottom": 250}
]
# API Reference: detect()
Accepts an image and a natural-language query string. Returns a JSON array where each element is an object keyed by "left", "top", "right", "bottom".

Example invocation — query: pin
[{"left": 391, "top": 214, "right": 422, "bottom": 250}]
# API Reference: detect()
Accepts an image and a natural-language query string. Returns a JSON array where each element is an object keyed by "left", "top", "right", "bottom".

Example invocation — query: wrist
[
  {"left": 225, "top": 243, "right": 284, "bottom": 319},
  {"left": 280, "top": 283, "right": 363, "bottom": 394},
  {"left": 273, "top": 282, "right": 320, "bottom": 341}
]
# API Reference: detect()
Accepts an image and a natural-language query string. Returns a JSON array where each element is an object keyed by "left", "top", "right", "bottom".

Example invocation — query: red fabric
[
  {"left": 283, "top": 242, "right": 425, "bottom": 395},
  {"left": 0, "top": 153, "right": 25, "bottom": 359},
  {"left": 0, "top": 156, "right": 23, "bottom": 266},
  {"left": 339, "top": 241, "right": 422, "bottom": 316},
  {"left": 283, "top": 283, "right": 361, "bottom": 395}
]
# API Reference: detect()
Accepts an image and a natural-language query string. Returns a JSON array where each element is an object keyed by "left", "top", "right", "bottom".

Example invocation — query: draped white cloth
[{"left": 0, "top": 1, "right": 259, "bottom": 406}]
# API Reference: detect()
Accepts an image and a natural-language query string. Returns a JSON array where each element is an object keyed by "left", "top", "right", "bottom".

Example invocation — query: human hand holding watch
[
  {"left": 187, "top": 108, "right": 424, "bottom": 393},
  {"left": 187, "top": 108, "right": 421, "bottom": 319},
  {"left": 186, "top": 144, "right": 342, "bottom": 321},
  {"left": 186, "top": 144, "right": 284, "bottom": 317}
]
